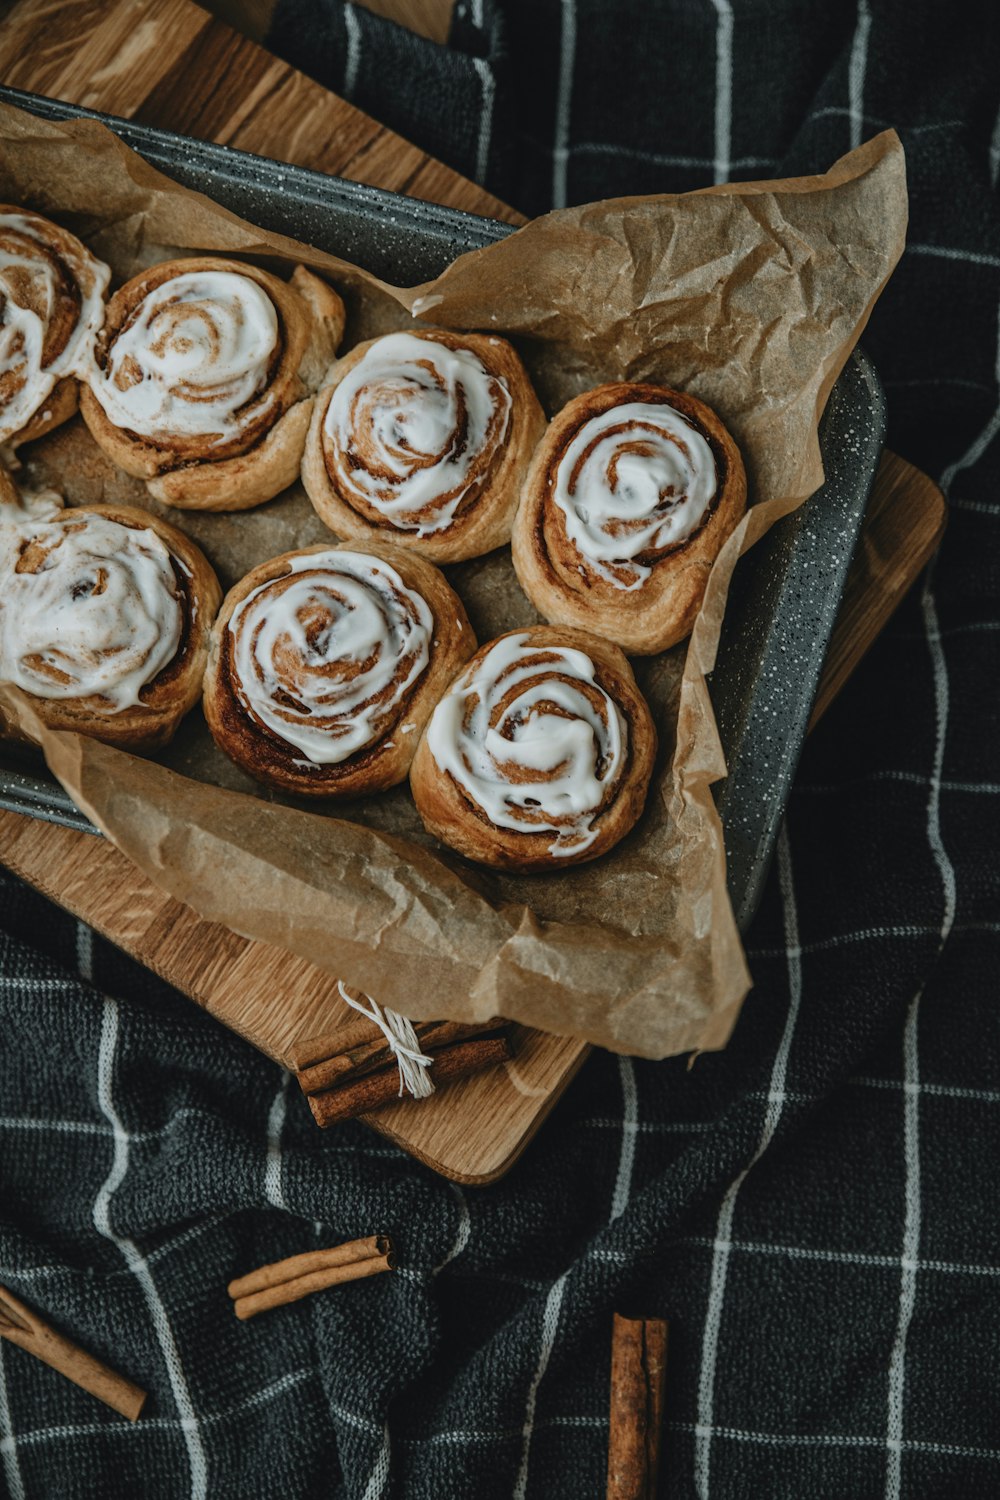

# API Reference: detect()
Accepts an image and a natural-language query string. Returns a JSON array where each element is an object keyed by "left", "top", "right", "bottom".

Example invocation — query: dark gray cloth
[{"left": 3, "top": 1, "right": 1000, "bottom": 1494}]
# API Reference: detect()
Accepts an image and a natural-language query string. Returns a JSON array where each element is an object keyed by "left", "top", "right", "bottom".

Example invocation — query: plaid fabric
[{"left": 3, "top": 1, "right": 1000, "bottom": 1494}]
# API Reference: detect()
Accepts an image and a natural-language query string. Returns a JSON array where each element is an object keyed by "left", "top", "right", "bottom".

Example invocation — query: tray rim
[{"left": 0, "top": 91, "right": 885, "bottom": 927}]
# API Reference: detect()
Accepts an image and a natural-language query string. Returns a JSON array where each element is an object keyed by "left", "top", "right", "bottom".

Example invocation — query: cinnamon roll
[
  {"left": 80, "top": 257, "right": 345, "bottom": 511},
  {"left": 409, "top": 625, "right": 657, "bottom": 871},
  {"left": 512, "top": 383, "right": 747, "bottom": 655},
  {"left": 0, "top": 207, "right": 110, "bottom": 450},
  {"left": 0, "top": 496, "right": 221, "bottom": 749},
  {"left": 204, "top": 541, "right": 475, "bottom": 796},
  {"left": 301, "top": 329, "right": 545, "bottom": 562}
]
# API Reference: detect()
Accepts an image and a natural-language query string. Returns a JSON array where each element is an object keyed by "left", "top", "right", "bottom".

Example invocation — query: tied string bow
[{"left": 337, "top": 981, "right": 435, "bottom": 1099}]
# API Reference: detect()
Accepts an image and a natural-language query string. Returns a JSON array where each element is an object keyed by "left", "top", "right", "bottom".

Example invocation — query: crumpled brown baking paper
[{"left": 0, "top": 107, "right": 906, "bottom": 1057}]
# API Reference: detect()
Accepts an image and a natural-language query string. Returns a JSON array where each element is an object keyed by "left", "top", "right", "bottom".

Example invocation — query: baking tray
[{"left": 0, "top": 87, "right": 886, "bottom": 933}]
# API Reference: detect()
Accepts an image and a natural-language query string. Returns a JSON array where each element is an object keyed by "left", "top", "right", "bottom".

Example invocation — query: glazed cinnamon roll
[
  {"left": 512, "top": 383, "right": 747, "bottom": 654},
  {"left": 204, "top": 541, "right": 475, "bottom": 796},
  {"left": 0, "top": 495, "right": 221, "bottom": 749},
  {"left": 80, "top": 257, "right": 345, "bottom": 511},
  {"left": 409, "top": 625, "right": 657, "bottom": 871},
  {"left": 301, "top": 329, "right": 546, "bottom": 562},
  {"left": 0, "top": 207, "right": 110, "bottom": 449}
]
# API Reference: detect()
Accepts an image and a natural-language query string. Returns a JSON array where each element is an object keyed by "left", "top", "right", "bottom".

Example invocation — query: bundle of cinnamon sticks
[{"left": 290, "top": 1016, "right": 514, "bottom": 1127}]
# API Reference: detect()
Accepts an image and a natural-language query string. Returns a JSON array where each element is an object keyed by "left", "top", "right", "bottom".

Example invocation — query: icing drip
[
  {"left": 425, "top": 631, "right": 626, "bottom": 856},
  {"left": 89, "top": 270, "right": 280, "bottom": 444},
  {"left": 552, "top": 400, "right": 717, "bottom": 590},
  {"left": 324, "top": 332, "right": 511, "bottom": 535},
  {"left": 0, "top": 513, "right": 182, "bottom": 708},
  {"left": 228, "top": 550, "right": 433, "bottom": 765},
  {"left": 0, "top": 211, "right": 110, "bottom": 442}
]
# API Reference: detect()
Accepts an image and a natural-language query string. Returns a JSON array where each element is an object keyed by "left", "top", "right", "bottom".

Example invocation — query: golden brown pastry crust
[
  {"left": 512, "top": 382, "right": 747, "bottom": 655},
  {"left": 80, "top": 258, "right": 345, "bottom": 511},
  {"left": 301, "top": 329, "right": 546, "bottom": 562},
  {"left": 0, "top": 503, "right": 222, "bottom": 750},
  {"left": 0, "top": 206, "right": 109, "bottom": 450},
  {"left": 409, "top": 624, "right": 657, "bottom": 872},
  {"left": 203, "top": 539, "right": 476, "bottom": 797}
]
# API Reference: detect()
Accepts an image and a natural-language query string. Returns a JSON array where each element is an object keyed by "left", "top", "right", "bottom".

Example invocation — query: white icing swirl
[
  {"left": 89, "top": 270, "right": 280, "bottom": 444},
  {"left": 425, "top": 631, "right": 626, "bottom": 856},
  {"left": 228, "top": 550, "right": 433, "bottom": 765},
  {"left": 0, "top": 211, "right": 110, "bottom": 443},
  {"left": 553, "top": 400, "right": 717, "bottom": 590},
  {"left": 0, "top": 514, "right": 182, "bottom": 708},
  {"left": 324, "top": 332, "right": 511, "bottom": 535}
]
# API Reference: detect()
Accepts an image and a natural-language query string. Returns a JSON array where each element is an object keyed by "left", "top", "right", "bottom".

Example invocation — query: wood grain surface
[
  {"left": 0, "top": 0, "right": 520, "bottom": 224},
  {"left": 0, "top": 0, "right": 946, "bottom": 1181}
]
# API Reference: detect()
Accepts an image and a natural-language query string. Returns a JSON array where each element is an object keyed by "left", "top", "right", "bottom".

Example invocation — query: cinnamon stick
[
  {"left": 232, "top": 1252, "right": 395, "bottom": 1320},
  {"left": 227, "top": 1235, "right": 393, "bottom": 1300},
  {"left": 289, "top": 1017, "right": 383, "bottom": 1068},
  {"left": 0, "top": 1285, "right": 146, "bottom": 1421},
  {"left": 296, "top": 1019, "right": 508, "bottom": 1095},
  {"left": 606, "top": 1314, "right": 668, "bottom": 1499},
  {"left": 308, "top": 1034, "right": 513, "bottom": 1128}
]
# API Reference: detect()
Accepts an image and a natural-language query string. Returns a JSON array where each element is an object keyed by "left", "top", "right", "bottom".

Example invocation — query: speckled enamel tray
[{"left": 0, "top": 87, "right": 886, "bottom": 932}]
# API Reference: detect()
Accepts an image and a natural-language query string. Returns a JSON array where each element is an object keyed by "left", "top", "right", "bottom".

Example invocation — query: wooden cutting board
[{"left": 0, "top": 0, "right": 947, "bottom": 1182}]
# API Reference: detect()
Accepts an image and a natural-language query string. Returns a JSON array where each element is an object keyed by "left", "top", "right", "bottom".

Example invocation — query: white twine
[{"left": 337, "top": 982, "right": 435, "bottom": 1099}]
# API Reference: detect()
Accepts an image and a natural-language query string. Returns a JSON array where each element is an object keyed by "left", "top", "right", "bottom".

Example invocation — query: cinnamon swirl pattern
[
  {"left": 302, "top": 330, "right": 546, "bottom": 562},
  {"left": 512, "top": 383, "right": 747, "bottom": 654},
  {"left": 204, "top": 541, "right": 475, "bottom": 796},
  {"left": 410, "top": 626, "right": 657, "bottom": 871},
  {"left": 0, "top": 208, "right": 110, "bottom": 449},
  {"left": 81, "top": 256, "right": 345, "bottom": 511},
  {"left": 0, "top": 499, "right": 221, "bottom": 749}
]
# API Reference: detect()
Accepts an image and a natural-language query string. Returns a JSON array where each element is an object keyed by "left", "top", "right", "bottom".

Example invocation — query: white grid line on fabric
[
  {"left": 551, "top": 0, "right": 576, "bottom": 208},
  {"left": 0, "top": 1212, "right": 234, "bottom": 1291},
  {"left": 807, "top": 105, "right": 965, "bottom": 137},
  {"left": 749, "top": 918, "right": 1000, "bottom": 961},
  {"left": 433, "top": 1182, "right": 471, "bottom": 1275},
  {"left": 0, "top": 976, "right": 84, "bottom": 994},
  {"left": 513, "top": 1275, "right": 568, "bottom": 1499},
  {"left": 342, "top": 1, "right": 362, "bottom": 97},
  {"left": 853, "top": 1076, "right": 1000, "bottom": 1102},
  {"left": 610, "top": 1058, "right": 638, "bottom": 1221},
  {"left": 0, "top": 1369, "right": 315, "bottom": 1455},
  {"left": 0, "top": 1116, "right": 110, "bottom": 1136},
  {"left": 990, "top": 99, "right": 1000, "bottom": 188},
  {"left": 950, "top": 496, "right": 1000, "bottom": 514},
  {"left": 797, "top": 771, "right": 1000, "bottom": 795},
  {"left": 566, "top": 142, "right": 775, "bottom": 170},
  {"left": 884, "top": 375, "right": 998, "bottom": 393},
  {"left": 907, "top": 244, "right": 1000, "bottom": 268},
  {"left": 579, "top": 1117, "right": 715, "bottom": 1134},
  {"left": 848, "top": 0, "right": 873, "bottom": 151},
  {"left": 263, "top": 1074, "right": 290, "bottom": 1211},
  {"left": 360, "top": 1423, "right": 391, "bottom": 1500},
  {"left": 0, "top": 1342, "right": 25, "bottom": 1500},
  {"left": 892, "top": 619, "right": 1000, "bottom": 640},
  {"left": 695, "top": 819, "right": 803, "bottom": 1498},
  {"left": 709, "top": 0, "right": 734, "bottom": 184},
  {"left": 885, "top": 563, "right": 957, "bottom": 1497},
  {"left": 403, "top": 1414, "right": 608, "bottom": 1448},
  {"left": 472, "top": 57, "right": 495, "bottom": 185},
  {"left": 327, "top": 1398, "right": 384, "bottom": 1437},
  {"left": 93, "top": 997, "right": 208, "bottom": 1499},
  {"left": 673, "top": 1424, "right": 1000, "bottom": 1463},
  {"left": 681, "top": 1236, "right": 1000, "bottom": 1279}
]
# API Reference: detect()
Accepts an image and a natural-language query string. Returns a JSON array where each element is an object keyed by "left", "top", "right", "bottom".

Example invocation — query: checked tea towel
[{"left": 3, "top": 0, "right": 1000, "bottom": 1495}]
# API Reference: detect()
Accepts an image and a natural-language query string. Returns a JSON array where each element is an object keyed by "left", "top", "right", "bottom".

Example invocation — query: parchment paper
[{"left": 0, "top": 107, "right": 907, "bottom": 1058}]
